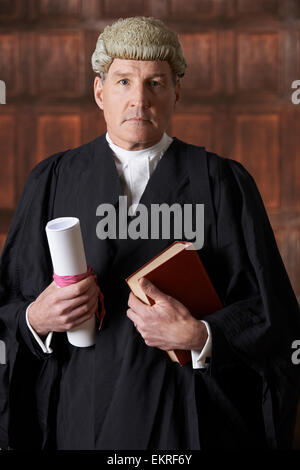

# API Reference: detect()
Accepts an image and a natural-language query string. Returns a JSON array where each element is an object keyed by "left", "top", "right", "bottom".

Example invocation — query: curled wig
[{"left": 91, "top": 16, "right": 187, "bottom": 79}]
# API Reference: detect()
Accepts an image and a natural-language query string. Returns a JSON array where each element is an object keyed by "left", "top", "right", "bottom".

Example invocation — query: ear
[
  {"left": 174, "top": 79, "right": 181, "bottom": 108},
  {"left": 94, "top": 76, "right": 104, "bottom": 110}
]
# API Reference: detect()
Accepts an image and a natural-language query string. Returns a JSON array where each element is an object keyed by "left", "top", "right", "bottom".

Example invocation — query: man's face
[{"left": 94, "top": 59, "right": 180, "bottom": 150}]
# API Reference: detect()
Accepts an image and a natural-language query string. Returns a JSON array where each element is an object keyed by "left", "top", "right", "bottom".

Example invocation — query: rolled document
[{"left": 45, "top": 217, "right": 96, "bottom": 347}]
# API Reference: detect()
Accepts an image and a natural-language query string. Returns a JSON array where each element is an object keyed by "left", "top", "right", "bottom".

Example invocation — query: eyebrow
[{"left": 111, "top": 71, "right": 168, "bottom": 79}]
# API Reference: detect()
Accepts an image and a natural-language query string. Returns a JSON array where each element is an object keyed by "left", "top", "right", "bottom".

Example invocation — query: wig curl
[{"left": 91, "top": 16, "right": 187, "bottom": 80}]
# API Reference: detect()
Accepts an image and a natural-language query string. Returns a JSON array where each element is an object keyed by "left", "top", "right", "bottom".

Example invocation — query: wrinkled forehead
[{"left": 107, "top": 58, "right": 173, "bottom": 77}]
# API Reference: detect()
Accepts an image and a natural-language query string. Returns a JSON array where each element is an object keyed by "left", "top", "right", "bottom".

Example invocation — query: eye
[
  {"left": 150, "top": 80, "right": 160, "bottom": 87},
  {"left": 119, "top": 79, "right": 129, "bottom": 85}
]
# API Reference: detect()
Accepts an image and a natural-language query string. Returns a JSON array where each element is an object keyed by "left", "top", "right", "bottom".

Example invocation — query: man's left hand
[{"left": 127, "top": 277, "right": 208, "bottom": 351}]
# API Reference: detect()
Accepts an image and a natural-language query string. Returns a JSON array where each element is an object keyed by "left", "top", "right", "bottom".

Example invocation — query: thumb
[{"left": 138, "top": 277, "right": 165, "bottom": 302}]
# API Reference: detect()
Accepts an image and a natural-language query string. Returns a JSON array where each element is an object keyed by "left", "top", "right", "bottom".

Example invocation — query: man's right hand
[{"left": 27, "top": 276, "right": 100, "bottom": 338}]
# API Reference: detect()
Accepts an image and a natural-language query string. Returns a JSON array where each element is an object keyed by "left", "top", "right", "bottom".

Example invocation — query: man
[{"left": 0, "top": 16, "right": 299, "bottom": 450}]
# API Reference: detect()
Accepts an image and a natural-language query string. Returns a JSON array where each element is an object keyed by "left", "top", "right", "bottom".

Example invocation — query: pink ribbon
[{"left": 53, "top": 266, "right": 106, "bottom": 330}]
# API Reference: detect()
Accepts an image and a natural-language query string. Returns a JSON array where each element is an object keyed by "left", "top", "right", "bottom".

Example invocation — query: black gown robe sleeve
[
  {"left": 0, "top": 151, "right": 66, "bottom": 449},
  {"left": 193, "top": 152, "right": 300, "bottom": 449}
]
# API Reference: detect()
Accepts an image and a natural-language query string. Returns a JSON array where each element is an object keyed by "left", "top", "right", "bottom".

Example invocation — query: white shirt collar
[{"left": 105, "top": 131, "right": 173, "bottom": 164}]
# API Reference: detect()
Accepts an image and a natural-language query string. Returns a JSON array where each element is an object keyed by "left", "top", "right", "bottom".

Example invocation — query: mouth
[{"left": 126, "top": 118, "right": 150, "bottom": 122}]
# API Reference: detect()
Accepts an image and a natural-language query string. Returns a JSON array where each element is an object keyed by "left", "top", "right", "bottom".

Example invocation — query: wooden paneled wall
[{"left": 0, "top": 0, "right": 299, "bottom": 448}]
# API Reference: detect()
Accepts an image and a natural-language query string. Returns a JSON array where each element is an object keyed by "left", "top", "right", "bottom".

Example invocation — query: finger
[
  {"left": 138, "top": 277, "right": 166, "bottom": 302},
  {"left": 63, "top": 293, "right": 99, "bottom": 321},
  {"left": 126, "top": 308, "right": 141, "bottom": 327},
  {"left": 72, "top": 298, "right": 98, "bottom": 326},
  {"left": 55, "top": 276, "right": 98, "bottom": 301},
  {"left": 73, "top": 280, "right": 99, "bottom": 306},
  {"left": 127, "top": 291, "right": 150, "bottom": 315},
  {"left": 54, "top": 280, "right": 99, "bottom": 314},
  {"left": 62, "top": 297, "right": 98, "bottom": 330}
]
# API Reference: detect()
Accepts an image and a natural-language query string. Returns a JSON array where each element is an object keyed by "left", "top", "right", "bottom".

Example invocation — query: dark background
[{"left": 0, "top": 0, "right": 299, "bottom": 448}]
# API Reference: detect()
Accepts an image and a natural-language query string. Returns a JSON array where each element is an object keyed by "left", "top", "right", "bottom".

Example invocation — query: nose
[{"left": 129, "top": 82, "right": 151, "bottom": 109}]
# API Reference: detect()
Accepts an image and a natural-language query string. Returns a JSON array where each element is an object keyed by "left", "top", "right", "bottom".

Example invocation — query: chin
[{"left": 125, "top": 130, "right": 158, "bottom": 144}]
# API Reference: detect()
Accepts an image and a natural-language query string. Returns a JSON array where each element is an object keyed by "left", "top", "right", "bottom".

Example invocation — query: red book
[{"left": 125, "top": 241, "right": 222, "bottom": 366}]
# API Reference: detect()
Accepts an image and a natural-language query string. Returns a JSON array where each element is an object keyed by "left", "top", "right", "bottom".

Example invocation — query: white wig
[{"left": 91, "top": 16, "right": 187, "bottom": 79}]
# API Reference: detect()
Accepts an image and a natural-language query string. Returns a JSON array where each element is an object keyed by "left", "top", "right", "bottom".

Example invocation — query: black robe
[{"left": 0, "top": 134, "right": 299, "bottom": 450}]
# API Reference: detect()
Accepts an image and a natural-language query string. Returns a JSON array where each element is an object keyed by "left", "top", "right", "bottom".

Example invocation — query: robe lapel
[
  {"left": 138, "top": 137, "right": 189, "bottom": 207},
  {"left": 90, "top": 134, "right": 123, "bottom": 209},
  {"left": 100, "top": 135, "right": 192, "bottom": 276},
  {"left": 89, "top": 133, "right": 190, "bottom": 212},
  {"left": 76, "top": 134, "right": 192, "bottom": 279}
]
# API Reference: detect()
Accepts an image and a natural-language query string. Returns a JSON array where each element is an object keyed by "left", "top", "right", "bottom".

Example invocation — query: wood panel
[
  {"left": 171, "top": 113, "right": 213, "bottom": 149},
  {"left": 237, "top": 32, "right": 280, "bottom": 94},
  {"left": 0, "top": 115, "right": 15, "bottom": 209},
  {"left": 297, "top": 31, "right": 300, "bottom": 86},
  {"left": 36, "top": 114, "right": 81, "bottom": 164},
  {"left": 38, "top": 0, "right": 81, "bottom": 17},
  {"left": 281, "top": 108, "right": 300, "bottom": 209},
  {"left": 0, "top": 33, "right": 20, "bottom": 97},
  {"left": 85, "top": 31, "right": 101, "bottom": 100},
  {"left": 170, "top": 0, "right": 223, "bottom": 19},
  {"left": 35, "top": 32, "right": 84, "bottom": 96},
  {"left": 103, "top": 0, "right": 147, "bottom": 17},
  {"left": 147, "top": 0, "right": 169, "bottom": 18},
  {"left": 0, "top": 0, "right": 24, "bottom": 20},
  {"left": 237, "top": 0, "right": 280, "bottom": 16},
  {"left": 179, "top": 33, "right": 218, "bottom": 94}
]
